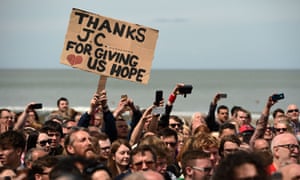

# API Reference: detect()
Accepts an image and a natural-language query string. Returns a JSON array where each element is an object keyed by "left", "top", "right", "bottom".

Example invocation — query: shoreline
[{"left": 9, "top": 106, "right": 263, "bottom": 125}]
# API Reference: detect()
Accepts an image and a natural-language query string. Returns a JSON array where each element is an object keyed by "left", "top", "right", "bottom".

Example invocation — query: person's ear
[
  {"left": 273, "top": 147, "right": 280, "bottom": 158},
  {"left": 34, "top": 173, "right": 42, "bottom": 180},
  {"left": 67, "top": 145, "right": 75, "bottom": 154},
  {"left": 185, "top": 166, "right": 193, "bottom": 176}
]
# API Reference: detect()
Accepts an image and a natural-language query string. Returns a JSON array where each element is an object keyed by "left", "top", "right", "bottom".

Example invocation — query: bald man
[{"left": 268, "top": 133, "right": 300, "bottom": 175}]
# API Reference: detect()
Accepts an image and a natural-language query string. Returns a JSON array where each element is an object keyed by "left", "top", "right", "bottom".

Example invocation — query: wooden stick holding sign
[{"left": 97, "top": 75, "right": 107, "bottom": 94}]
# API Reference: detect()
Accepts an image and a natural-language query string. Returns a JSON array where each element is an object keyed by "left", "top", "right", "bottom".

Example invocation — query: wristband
[{"left": 168, "top": 94, "right": 176, "bottom": 103}]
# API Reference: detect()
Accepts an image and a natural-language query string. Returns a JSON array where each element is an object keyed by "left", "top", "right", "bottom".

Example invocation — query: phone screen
[{"left": 155, "top": 90, "right": 163, "bottom": 106}]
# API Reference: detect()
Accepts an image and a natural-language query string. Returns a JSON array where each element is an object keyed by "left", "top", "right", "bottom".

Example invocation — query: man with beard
[
  {"left": 268, "top": 132, "right": 300, "bottom": 175},
  {"left": 64, "top": 127, "right": 96, "bottom": 159}
]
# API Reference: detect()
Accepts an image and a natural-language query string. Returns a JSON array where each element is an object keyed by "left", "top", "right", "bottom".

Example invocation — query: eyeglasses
[
  {"left": 275, "top": 128, "right": 287, "bottom": 132},
  {"left": 275, "top": 144, "right": 300, "bottom": 151},
  {"left": 169, "top": 123, "right": 182, "bottom": 128},
  {"left": 287, "top": 109, "right": 299, "bottom": 113},
  {"left": 38, "top": 139, "right": 51, "bottom": 146},
  {"left": 133, "top": 160, "right": 155, "bottom": 169},
  {"left": 192, "top": 166, "right": 212, "bottom": 173}
]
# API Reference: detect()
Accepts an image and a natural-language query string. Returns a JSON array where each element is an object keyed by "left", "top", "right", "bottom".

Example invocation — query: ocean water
[{"left": 1, "top": 69, "right": 300, "bottom": 118}]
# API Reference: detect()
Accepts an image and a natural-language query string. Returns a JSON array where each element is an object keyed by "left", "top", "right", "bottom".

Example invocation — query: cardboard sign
[{"left": 60, "top": 8, "right": 159, "bottom": 84}]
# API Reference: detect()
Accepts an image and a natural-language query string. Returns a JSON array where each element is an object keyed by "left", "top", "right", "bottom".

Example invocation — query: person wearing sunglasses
[
  {"left": 273, "top": 118, "right": 293, "bottom": 136},
  {"left": 268, "top": 132, "right": 299, "bottom": 175},
  {"left": 36, "top": 132, "right": 51, "bottom": 152},
  {"left": 286, "top": 104, "right": 300, "bottom": 134},
  {"left": 168, "top": 115, "right": 184, "bottom": 133}
]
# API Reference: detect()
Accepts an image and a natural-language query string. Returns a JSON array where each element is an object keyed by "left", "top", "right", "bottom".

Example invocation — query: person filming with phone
[{"left": 205, "top": 93, "right": 229, "bottom": 132}]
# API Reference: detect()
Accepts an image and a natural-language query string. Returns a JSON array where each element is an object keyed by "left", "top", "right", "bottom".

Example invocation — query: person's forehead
[
  {"left": 162, "top": 136, "right": 176, "bottom": 141},
  {"left": 38, "top": 133, "right": 49, "bottom": 139},
  {"left": 194, "top": 158, "right": 212, "bottom": 166},
  {"left": 116, "top": 144, "right": 130, "bottom": 152},
  {"left": 71, "top": 131, "right": 89, "bottom": 140},
  {"left": 116, "top": 120, "right": 127, "bottom": 124},
  {"left": 66, "top": 121, "right": 77, "bottom": 126},
  {"left": 255, "top": 139, "right": 268, "bottom": 146},
  {"left": 287, "top": 104, "right": 298, "bottom": 110},
  {"left": 219, "top": 109, "right": 228, "bottom": 112},
  {"left": 59, "top": 100, "right": 68, "bottom": 104},
  {"left": 1, "top": 110, "right": 10, "bottom": 116},
  {"left": 169, "top": 118, "right": 178, "bottom": 123},
  {"left": 224, "top": 141, "right": 239, "bottom": 147},
  {"left": 132, "top": 151, "right": 154, "bottom": 161},
  {"left": 99, "top": 139, "right": 111, "bottom": 145},
  {"left": 277, "top": 134, "right": 297, "bottom": 144}
]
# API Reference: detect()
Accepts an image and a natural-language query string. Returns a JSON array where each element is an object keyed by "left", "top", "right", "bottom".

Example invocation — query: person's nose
[
  {"left": 124, "top": 152, "right": 130, "bottom": 159},
  {"left": 141, "top": 162, "right": 148, "bottom": 171}
]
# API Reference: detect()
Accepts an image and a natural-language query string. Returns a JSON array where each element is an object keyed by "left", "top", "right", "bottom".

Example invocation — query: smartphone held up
[
  {"left": 29, "top": 103, "right": 43, "bottom": 109},
  {"left": 153, "top": 90, "right": 164, "bottom": 115},
  {"left": 271, "top": 93, "right": 284, "bottom": 101}
]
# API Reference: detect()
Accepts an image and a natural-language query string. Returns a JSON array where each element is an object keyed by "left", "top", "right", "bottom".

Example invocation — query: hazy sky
[{"left": 1, "top": 0, "right": 300, "bottom": 69}]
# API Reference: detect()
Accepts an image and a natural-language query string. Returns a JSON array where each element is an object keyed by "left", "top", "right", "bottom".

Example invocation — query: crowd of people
[{"left": 0, "top": 83, "right": 299, "bottom": 180}]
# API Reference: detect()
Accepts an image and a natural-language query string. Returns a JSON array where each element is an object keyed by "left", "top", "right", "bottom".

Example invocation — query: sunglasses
[
  {"left": 275, "top": 128, "right": 287, "bottom": 132},
  {"left": 169, "top": 123, "right": 182, "bottom": 128},
  {"left": 133, "top": 160, "right": 155, "bottom": 169},
  {"left": 38, "top": 139, "right": 51, "bottom": 146},
  {"left": 165, "top": 142, "right": 177, "bottom": 147},
  {"left": 287, "top": 109, "right": 299, "bottom": 113}
]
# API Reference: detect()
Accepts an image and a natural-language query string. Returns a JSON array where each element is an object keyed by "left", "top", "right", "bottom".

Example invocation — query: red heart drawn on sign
[
  {"left": 67, "top": 54, "right": 75, "bottom": 65},
  {"left": 74, "top": 56, "right": 83, "bottom": 65},
  {"left": 67, "top": 54, "right": 83, "bottom": 65}
]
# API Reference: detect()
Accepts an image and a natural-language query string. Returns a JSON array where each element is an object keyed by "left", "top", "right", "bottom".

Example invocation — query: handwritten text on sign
[{"left": 60, "top": 8, "right": 159, "bottom": 84}]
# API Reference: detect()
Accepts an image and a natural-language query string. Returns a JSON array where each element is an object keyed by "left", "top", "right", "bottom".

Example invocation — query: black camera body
[
  {"left": 178, "top": 85, "right": 193, "bottom": 98},
  {"left": 272, "top": 93, "right": 284, "bottom": 101}
]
